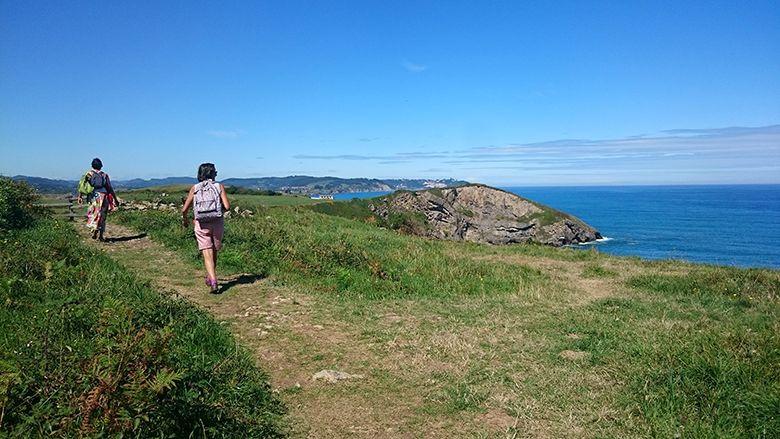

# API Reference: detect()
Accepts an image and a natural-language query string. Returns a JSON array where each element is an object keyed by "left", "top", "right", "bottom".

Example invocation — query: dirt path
[
  {"left": 78, "top": 223, "right": 509, "bottom": 437},
  {"left": 78, "top": 222, "right": 642, "bottom": 438}
]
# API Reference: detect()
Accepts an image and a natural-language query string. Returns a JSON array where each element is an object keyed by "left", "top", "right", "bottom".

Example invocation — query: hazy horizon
[{"left": 8, "top": 172, "right": 780, "bottom": 189}]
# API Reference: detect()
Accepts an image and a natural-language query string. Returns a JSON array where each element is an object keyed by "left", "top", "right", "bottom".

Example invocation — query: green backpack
[{"left": 77, "top": 172, "right": 94, "bottom": 196}]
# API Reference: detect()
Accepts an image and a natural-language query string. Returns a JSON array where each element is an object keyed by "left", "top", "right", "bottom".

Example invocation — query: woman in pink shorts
[{"left": 181, "top": 163, "right": 231, "bottom": 293}]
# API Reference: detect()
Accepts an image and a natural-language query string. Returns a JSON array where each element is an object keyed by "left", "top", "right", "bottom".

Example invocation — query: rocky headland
[{"left": 369, "top": 184, "right": 602, "bottom": 246}]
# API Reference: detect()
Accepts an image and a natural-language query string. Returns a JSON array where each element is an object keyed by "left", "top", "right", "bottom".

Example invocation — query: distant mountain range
[{"left": 8, "top": 175, "right": 468, "bottom": 195}]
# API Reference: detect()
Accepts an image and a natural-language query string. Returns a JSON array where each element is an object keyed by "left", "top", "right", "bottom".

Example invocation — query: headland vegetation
[{"left": 1, "top": 177, "right": 778, "bottom": 437}]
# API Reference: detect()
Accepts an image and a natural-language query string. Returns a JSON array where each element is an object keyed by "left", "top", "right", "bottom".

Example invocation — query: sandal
[{"left": 205, "top": 277, "right": 219, "bottom": 293}]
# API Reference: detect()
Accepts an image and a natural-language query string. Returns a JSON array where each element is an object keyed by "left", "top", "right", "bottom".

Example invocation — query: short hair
[
  {"left": 91, "top": 158, "right": 103, "bottom": 170},
  {"left": 197, "top": 163, "right": 217, "bottom": 182}
]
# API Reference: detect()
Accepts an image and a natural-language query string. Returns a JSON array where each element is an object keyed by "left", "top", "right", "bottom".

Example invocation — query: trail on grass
[
  {"left": 78, "top": 223, "right": 512, "bottom": 437},
  {"left": 78, "top": 222, "right": 636, "bottom": 438}
]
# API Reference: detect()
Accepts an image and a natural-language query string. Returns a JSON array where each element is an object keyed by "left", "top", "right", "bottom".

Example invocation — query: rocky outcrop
[
  {"left": 121, "top": 200, "right": 255, "bottom": 218},
  {"left": 368, "top": 185, "right": 601, "bottom": 246}
]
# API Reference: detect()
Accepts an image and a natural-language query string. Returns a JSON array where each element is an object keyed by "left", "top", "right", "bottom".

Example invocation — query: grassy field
[
  {"left": 110, "top": 203, "right": 780, "bottom": 437},
  {"left": 4, "top": 176, "right": 779, "bottom": 437},
  {"left": 120, "top": 185, "right": 318, "bottom": 208},
  {"left": 0, "top": 179, "right": 286, "bottom": 437}
]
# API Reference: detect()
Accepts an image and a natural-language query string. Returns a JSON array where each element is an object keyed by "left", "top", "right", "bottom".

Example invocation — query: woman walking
[
  {"left": 78, "top": 158, "right": 119, "bottom": 241},
  {"left": 181, "top": 163, "right": 230, "bottom": 293}
]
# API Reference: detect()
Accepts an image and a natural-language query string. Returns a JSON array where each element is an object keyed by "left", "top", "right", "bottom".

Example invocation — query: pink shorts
[{"left": 194, "top": 218, "right": 224, "bottom": 251}]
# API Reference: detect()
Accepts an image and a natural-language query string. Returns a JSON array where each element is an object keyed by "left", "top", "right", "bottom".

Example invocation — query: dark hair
[
  {"left": 197, "top": 163, "right": 217, "bottom": 182},
  {"left": 91, "top": 158, "right": 103, "bottom": 170}
]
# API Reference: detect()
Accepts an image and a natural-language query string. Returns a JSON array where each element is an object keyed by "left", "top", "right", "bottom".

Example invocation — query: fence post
[{"left": 67, "top": 196, "right": 75, "bottom": 221}]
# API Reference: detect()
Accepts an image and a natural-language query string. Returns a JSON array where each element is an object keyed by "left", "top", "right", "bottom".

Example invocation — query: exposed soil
[{"left": 78, "top": 221, "right": 637, "bottom": 438}]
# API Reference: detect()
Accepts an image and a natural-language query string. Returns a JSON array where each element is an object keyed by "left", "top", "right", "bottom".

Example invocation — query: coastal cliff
[{"left": 369, "top": 184, "right": 602, "bottom": 246}]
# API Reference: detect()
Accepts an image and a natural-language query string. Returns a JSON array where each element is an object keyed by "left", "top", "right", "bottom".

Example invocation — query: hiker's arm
[
  {"left": 181, "top": 186, "right": 195, "bottom": 227},
  {"left": 105, "top": 174, "right": 119, "bottom": 202},
  {"left": 220, "top": 184, "right": 230, "bottom": 211}
]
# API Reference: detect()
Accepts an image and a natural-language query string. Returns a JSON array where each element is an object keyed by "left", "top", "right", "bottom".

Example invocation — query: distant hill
[
  {"left": 7, "top": 175, "right": 199, "bottom": 193},
  {"left": 116, "top": 177, "right": 198, "bottom": 189},
  {"left": 221, "top": 176, "right": 469, "bottom": 194},
  {"left": 10, "top": 176, "right": 76, "bottom": 193},
  {"left": 8, "top": 175, "right": 468, "bottom": 194}
]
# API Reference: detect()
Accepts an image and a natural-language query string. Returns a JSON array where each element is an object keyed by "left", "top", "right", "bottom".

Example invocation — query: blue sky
[{"left": 1, "top": 1, "right": 778, "bottom": 185}]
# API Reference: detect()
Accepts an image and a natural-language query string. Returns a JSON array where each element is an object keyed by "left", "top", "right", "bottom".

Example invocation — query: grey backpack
[{"left": 193, "top": 180, "right": 223, "bottom": 221}]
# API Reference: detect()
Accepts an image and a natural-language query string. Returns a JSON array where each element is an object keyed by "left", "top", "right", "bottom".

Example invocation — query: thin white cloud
[
  {"left": 402, "top": 59, "right": 428, "bottom": 73},
  {"left": 207, "top": 130, "right": 242, "bottom": 139},
  {"left": 294, "top": 152, "right": 447, "bottom": 161},
  {"left": 293, "top": 124, "right": 780, "bottom": 185}
]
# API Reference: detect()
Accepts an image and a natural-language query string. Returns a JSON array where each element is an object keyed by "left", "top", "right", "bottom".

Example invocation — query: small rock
[
  {"left": 559, "top": 350, "right": 589, "bottom": 361},
  {"left": 312, "top": 369, "right": 364, "bottom": 384}
]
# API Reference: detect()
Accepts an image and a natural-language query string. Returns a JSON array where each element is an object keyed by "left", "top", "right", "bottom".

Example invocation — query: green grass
[
  {"left": 582, "top": 263, "right": 619, "bottom": 278},
  {"left": 526, "top": 208, "right": 562, "bottom": 226},
  {"left": 9, "top": 178, "right": 779, "bottom": 437},
  {"left": 530, "top": 266, "right": 780, "bottom": 437},
  {"left": 307, "top": 198, "right": 376, "bottom": 221},
  {"left": 115, "top": 208, "right": 545, "bottom": 300},
  {"left": 112, "top": 205, "right": 780, "bottom": 437},
  {"left": 0, "top": 220, "right": 286, "bottom": 437},
  {"left": 306, "top": 197, "right": 432, "bottom": 234},
  {"left": 228, "top": 193, "right": 319, "bottom": 208},
  {"left": 120, "top": 186, "right": 317, "bottom": 208}
]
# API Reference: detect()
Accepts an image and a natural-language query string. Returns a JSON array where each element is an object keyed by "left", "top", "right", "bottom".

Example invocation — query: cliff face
[{"left": 369, "top": 185, "right": 602, "bottom": 246}]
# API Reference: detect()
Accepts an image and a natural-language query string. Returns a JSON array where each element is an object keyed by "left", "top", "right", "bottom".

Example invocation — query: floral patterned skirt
[{"left": 86, "top": 192, "right": 115, "bottom": 232}]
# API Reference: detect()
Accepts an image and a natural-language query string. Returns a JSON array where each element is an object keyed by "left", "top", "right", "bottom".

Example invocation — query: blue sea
[{"left": 336, "top": 185, "right": 780, "bottom": 269}]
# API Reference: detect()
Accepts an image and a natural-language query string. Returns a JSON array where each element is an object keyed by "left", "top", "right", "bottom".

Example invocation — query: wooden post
[{"left": 67, "top": 196, "right": 75, "bottom": 221}]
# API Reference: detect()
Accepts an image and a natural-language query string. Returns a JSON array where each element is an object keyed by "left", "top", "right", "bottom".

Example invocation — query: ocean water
[
  {"left": 503, "top": 185, "right": 780, "bottom": 269},
  {"left": 333, "top": 185, "right": 780, "bottom": 269}
]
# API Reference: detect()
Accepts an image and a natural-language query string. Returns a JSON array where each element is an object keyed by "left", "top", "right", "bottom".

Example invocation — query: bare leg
[
  {"left": 98, "top": 198, "right": 109, "bottom": 240},
  {"left": 202, "top": 248, "right": 217, "bottom": 282}
]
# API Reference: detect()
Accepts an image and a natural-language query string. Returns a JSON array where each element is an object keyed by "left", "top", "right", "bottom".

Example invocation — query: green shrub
[
  {"left": 0, "top": 220, "right": 286, "bottom": 437},
  {"left": 224, "top": 186, "right": 280, "bottom": 196},
  {"left": 307, "top": 199, "right": 376, "bottom": 222},
  {"left": 0, "top": 177, "right": 45, "bottom": 231}
]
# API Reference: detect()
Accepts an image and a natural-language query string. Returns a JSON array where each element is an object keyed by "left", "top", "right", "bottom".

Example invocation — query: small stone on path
[
  {"left": 559, "top": 350, "right": 589, "bottom": 361},
  {"left": 312, "top": 369, "right": 364, "bottom": 384}
]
